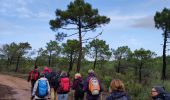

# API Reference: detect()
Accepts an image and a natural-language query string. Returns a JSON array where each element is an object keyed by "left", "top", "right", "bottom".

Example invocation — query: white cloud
[
  {"left": 0, "top": 0, "right": 51, "bottom": 19},
  {"left": 0, "top": 20, "right": 24, "bottom": 36},
  {"left": 103, "top": 12, "right": 148, "bottom": 32},
  {"left": 103, "top": 11, "right": 155, "bottom": 31},
  {"left": 131, "top": 15, "right": 155, "bottom": 29}
]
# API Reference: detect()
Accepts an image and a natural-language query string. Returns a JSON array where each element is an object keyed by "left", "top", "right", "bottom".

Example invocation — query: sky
[{"left": 0, "top": 0, "right": 170, "bottom": 56}]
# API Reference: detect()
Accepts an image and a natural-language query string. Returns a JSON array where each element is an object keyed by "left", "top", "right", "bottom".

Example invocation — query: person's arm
[
  {"left": 27, "top": 71, "right": 31, "bottom": 82},
  {"left": 38, "top": 71, "right": 40, "bottom": 79},
  {"left": 47, "top": 80, "right": 50, "bottom": 95},
  {"left": 32, "top": 80, "right": 38, "bottom": 96},
  {"left": 72, "top": 80, "right": 76, "bottom": 90},
  {"left": 83, "top": 79, "right": 88, "bottom": 91}
]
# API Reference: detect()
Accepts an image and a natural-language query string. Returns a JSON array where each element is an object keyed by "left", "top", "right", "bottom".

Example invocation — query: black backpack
[
  {"left": 76, "top": 80, "right": 84, "bottom": 96},
  {"left": 164, "top": 93, "right": 170, "bottom": 100},
  {"left": 50, "top": 73, "right": 60, "bottom": 89},
  {"left": 44, "top": 72, "right": 51, "bottom": 81},
  {"left": 111, "top": 93, "right": 129, "bottom": 100}
]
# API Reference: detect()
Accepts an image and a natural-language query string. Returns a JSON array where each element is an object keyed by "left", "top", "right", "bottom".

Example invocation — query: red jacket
[{"left": 28, "top": 69, "right": 40, "bottom": 82}]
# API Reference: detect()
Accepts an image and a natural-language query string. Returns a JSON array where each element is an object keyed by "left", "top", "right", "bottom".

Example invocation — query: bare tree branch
[
  {"left": 66, "top": 32, "right": 78, "bottom": 37},
  {"left": 62, "top": 27, "right": 77, "bottom": 30},
  {"left": 82, "top": 30, "right": 103, "bottom": 43},
  {"left": 82, "top": 32, "right": 88, "bottom": 38},
  {"left": 82, "top": 29, "right": 92, "bottom": 33}
]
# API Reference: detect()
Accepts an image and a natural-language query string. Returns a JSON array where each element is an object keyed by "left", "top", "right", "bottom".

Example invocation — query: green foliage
[
  {"left": 62, "top": 39, "right": 79, "bottom": 58},
  {"left": 1, "top": 7, "right": 170, "bottom": 100},
  {"left": 45, "top": 40, "right": 61, "bottom": 67},
  {"left": 154, "top": 8, "right": 170, "bottom": 80},
  {"left": 46, "top": 40, "right": 61, "bottom": 56},
  {"left": 112, "top": 46, "right": 131, "bottom": 60},
  {"left": 85, "top": 39, "right": 111, "bottom": 69},
  {"left": 112, "top": 46, "right": 131, "bottom": 73},
  {"left": 86, "top": 39, "right": 111, "bottom": 60},
  {"left": 50, "top": 0, "right": 110, "bottom": 31},
  {"left": 50, "top": 0, "right": 110, "bottom": 72},
  {"left": 154, "top": 8, "right": 170, "bottom": 31}
]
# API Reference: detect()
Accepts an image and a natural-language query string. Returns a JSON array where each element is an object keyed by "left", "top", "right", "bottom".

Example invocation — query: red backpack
[
  {"left": 59, "top": 77, "right": 70, "bottom": 92},
  {"left": 30, "top": 70, "right": 39, "bottom": 81}
]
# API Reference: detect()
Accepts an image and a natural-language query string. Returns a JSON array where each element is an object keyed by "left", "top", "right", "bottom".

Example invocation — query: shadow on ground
[{"left": 0, "top": 84, "right": 17, "bottom": 100}]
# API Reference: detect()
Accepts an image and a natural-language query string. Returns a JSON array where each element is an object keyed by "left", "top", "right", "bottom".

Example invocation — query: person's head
[
  {"left": 151, "top": 86, "right": 165, "bottom": 97},
  {"left": 44, "top": 66, "right": 48, "bottom": 70},
  {"left": 34, "top": 66, "right": 38, "bottom": 69},
  {"left": 43, "top": 66, "right": 52, "bottom": 73},
  {"left": 40, "top": 73, "right": 45, "bottom": 78},
  {"left": 60, "top": 71, "right": 67, "bottom": 77},
  {"left": 110, "top": 79, "right": 125, "bottom": 92},
  {"left": 75, "top": 73, "right": 81, "bottom": 79},
  {"left": 88, "top": 69, "right": 94, "bottom": 74}
]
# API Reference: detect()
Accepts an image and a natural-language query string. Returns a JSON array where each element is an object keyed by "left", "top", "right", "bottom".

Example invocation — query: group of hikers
[{"left": 27, "top": 66, "right": 170, "bottom": 100}]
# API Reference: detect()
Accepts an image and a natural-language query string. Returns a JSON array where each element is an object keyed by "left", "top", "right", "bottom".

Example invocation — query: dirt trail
[{"left": 0, "top": 74, "right": 31, "bottom": 100}]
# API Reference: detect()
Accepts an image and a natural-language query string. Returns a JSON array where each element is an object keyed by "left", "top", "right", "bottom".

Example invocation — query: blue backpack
[{"left": 38, "top": 80, "right": 48, "bottom": 98}]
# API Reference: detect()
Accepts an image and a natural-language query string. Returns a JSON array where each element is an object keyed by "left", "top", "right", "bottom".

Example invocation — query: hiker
[
  {"left": 151, "top": 86, "right": 170, "bottom": 100},
  {"left": 31, "top": 73, "right": 50, "bottom": 100},
  {"left": 106, "top": 79, "right": 130, "bottom": 100},
  {"left": 72, "top": 73, "right": 85, "bottom": 100},
  {"left": 50, "top": 70, "right": 61, "bottom": 100},
  {"left": 57, "top": 71, "right": 71, "bottom": 100},
  {"left": 42, "top": 66, "right": 52, "bottom": 74},
  {"left": 83, "top": 69, "right": 103, "bottom": 100},
  {"left": 28, "top": 66, "right": 40, "bottom": 93},
  {"left": 49, "top": 71, "right": 57, "bottom": 100},
  {"left": 42, "top": 66, "right": 52, "bottom": 80}
]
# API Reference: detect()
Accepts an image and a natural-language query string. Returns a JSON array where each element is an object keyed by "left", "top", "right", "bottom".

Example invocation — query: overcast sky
[{"left": 0, "top": 0, "right": 170, "bottom": 56}]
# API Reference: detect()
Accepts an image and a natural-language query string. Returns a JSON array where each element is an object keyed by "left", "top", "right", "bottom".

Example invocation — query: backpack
[
  {"left": 111, "top": 95, "right": 128, "bottom": 100},
  {"left": 44, "top": 72, "right": 51, "bottom": 81},
  {"left": 164, "top": 93, "right": 170, "bottom": 100},
  {"left": 37, "top": 79, "right": 48, "bottom": 98},
  {"left": 51, "top": 73, "right": 60, "bottom": 88},
  {"left": 30, "top": 70, "right": 39, "bottom": 81},
  {"left": 76, "top": 80, "right": 84, "bottom": 96},
  {"left": 88, "top": 77, "right": 100, "bottom": 95},
  {"left": 59, "top": 77, "right": 70, "bottom": 92}
]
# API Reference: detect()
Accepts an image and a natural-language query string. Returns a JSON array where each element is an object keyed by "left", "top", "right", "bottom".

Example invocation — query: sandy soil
[{"left": 0, "top": 74, "right": 31, "bottom": 100}]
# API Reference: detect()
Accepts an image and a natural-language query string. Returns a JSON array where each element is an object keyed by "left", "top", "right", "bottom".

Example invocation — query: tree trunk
[
  {"left": 9, "top": 56, "right": 14, "bottom": 65},
  {"left": 117, "top": 60, "right": 121, "bottom": 73},
  {"left": 93, "top": 50, "right": 98, "bottom": 70},
  {"left": 34, "top": 57, "right": 38, "bottom": 67},
  {"left": 93, "top": 58, "right": 97, "bottom": 70},
  {"left": 139, "top": 61, "right": 143, "bottom": 83},
  {"left": 68, "top": 52, "right": 73, "bottom": 74},
  {"left": 77, "top": 18, "right": 82, "bottom": 72},
  {"left": 15, "top": 56, "right": 20, "bottom": 72},
  {"left": 48, "top": 51, "right": 52, "bottom": 67},
  {"left": 134, "top": 64, "right": 138, "bottom": 81},
  {"left": 6, "top": 57, "right": 10, "bottom": 70},
  {"left": 162, "top": 29, "right": 167, "bottom": 80}
]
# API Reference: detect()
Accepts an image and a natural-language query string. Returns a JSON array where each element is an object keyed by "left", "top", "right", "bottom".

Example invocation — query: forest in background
[
  {"left": 1, "top": 0, "right": 170, "bottom": 99},
  {"left": 0, "top": 41, "right": 170, "bottom": 99}
]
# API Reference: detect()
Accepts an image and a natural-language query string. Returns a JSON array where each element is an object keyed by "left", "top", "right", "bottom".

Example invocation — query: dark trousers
[
  {"left": 75, "top": 96, "right": 84, "bottom": 100},
  {"left": 31, "top": 80, "right": 36, "bottom": 93}
]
